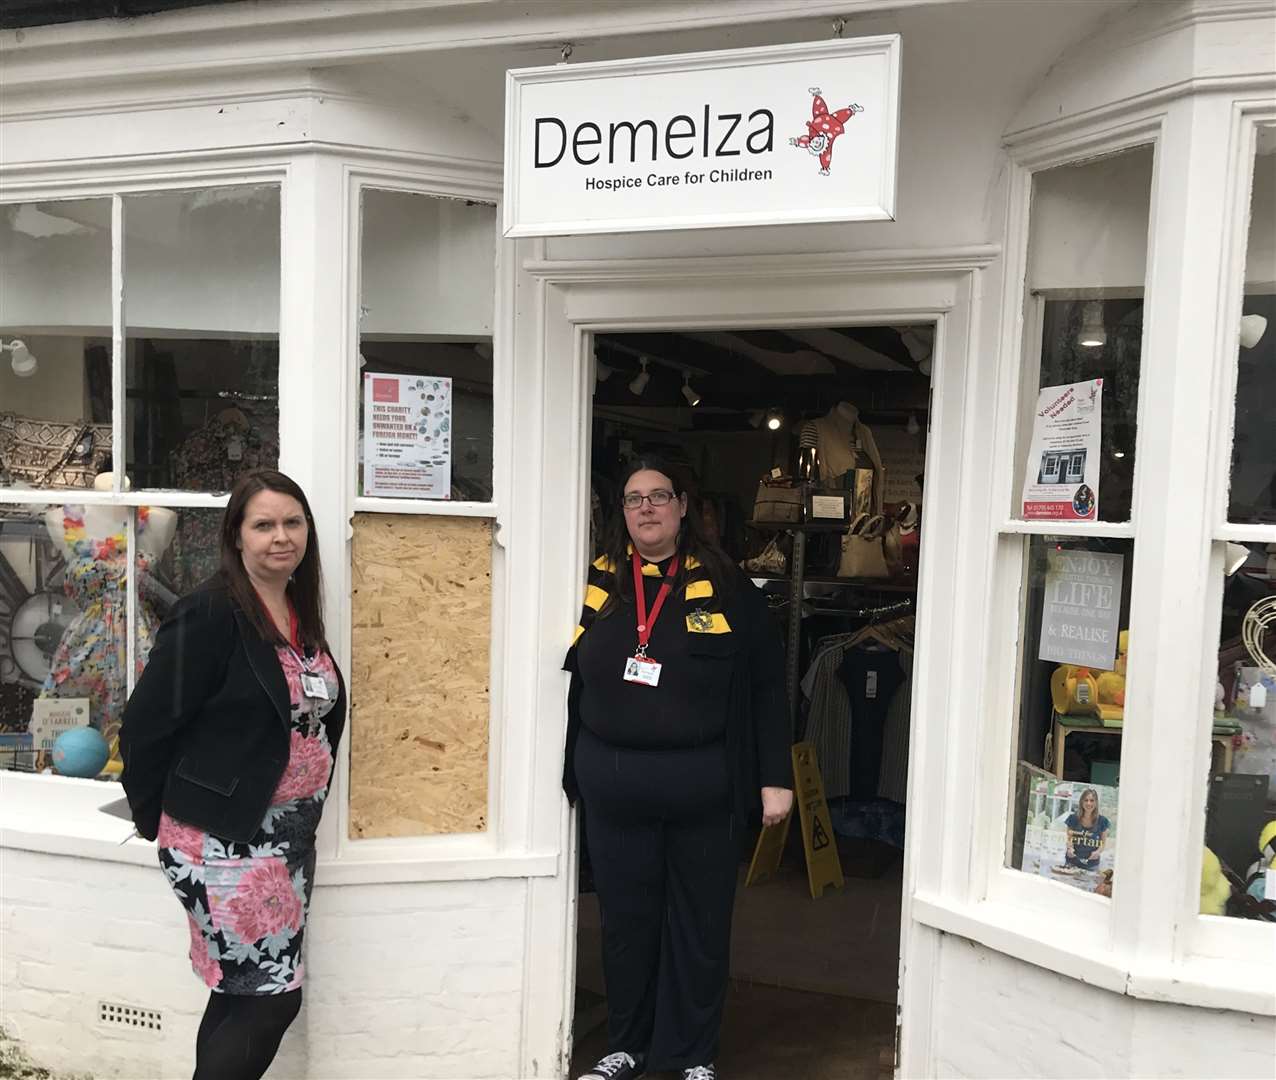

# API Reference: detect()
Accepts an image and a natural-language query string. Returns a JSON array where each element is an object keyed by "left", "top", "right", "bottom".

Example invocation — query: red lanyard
[{"left": 632, "top": 552, "right": 679, "bottom": 656}]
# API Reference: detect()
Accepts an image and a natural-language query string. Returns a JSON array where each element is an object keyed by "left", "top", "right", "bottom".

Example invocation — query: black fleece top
[
  {"left": 576, "top": 556, "right": 733, "bottom": 748},
  {"left": 564, "top": 563, "right": 793, "bottom": 823}
]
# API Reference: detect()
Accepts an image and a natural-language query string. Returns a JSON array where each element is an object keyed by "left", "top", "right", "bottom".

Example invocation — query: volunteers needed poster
[
  {"left": 1021, "top": 379, "right": 1102, "bottom": 521},
  {"left": 363, "top": 373, "right": 452, "bottom": 499}
]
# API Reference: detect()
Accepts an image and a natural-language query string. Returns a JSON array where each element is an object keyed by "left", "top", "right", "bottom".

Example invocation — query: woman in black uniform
[{"left": 565, "top": 456, "right": 793, "bottom": 1080}]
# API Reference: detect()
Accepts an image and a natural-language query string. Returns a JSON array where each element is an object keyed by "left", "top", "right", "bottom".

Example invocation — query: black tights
[{"left": 192, "top": 989, "right": 302, "bottom": 1080}]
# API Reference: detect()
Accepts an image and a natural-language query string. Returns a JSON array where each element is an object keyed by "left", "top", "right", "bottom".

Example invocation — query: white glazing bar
[
  {"left": 0, "top": 489, "right": 228, "bottom": 509},
  {"left": 998, "top": 519, "right": 1136, "bottom": 538},
  {"left": 352, "top": 497, "right": 498, "bottom": 518},
  {"left": 1214, "top": 522, "right": 1276, "bottom": 544},
  {"left": 111, "top": 194, "right": 125, "bottom": 495}
]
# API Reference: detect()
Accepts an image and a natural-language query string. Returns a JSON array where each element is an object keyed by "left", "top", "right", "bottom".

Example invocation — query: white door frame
[{"left": 510, "top": 243, "right": 1002, "bottom": 1079}]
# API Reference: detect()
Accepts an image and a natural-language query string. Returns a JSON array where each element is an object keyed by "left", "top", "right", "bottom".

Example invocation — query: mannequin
[
  {"left": 811, "top": 401, "right": 885, "bottom": 512},
  {"left": 40, "top": 473, "right": 176, "bottom": 754}
]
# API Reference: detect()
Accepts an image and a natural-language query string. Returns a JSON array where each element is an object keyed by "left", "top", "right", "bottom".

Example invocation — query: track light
[
  {"left": 906, "top": 412, "right": 920, "bottom": 436},
  {"left": 681, "top": 372, "right": 701, "bottom": 407},
  {"left": 1225, "top": 542, "right": 1251, "bottom": 577},
  {"left": 1079, "top": 301, "right": 1106, "bottom": 348},
  {"left": 1240, "top": 314, "right": 1268, "bottom": 350},
  {"left": 596, "top": 360, "right": 615, "bottom": 383},
  {"left": 1, "top": 339, "right": 37, "bottom": 377},
  {"left": 628, "top": 358, "right": 650, "bottom": 396},
  {"left": 748, "top": 411, "right": 764, "bottom": 429},
  {"left": 764, "top": 407, "right": 785, "bottom": 431}
]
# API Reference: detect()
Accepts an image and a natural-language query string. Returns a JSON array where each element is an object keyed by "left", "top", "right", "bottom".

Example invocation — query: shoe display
[
  {"left": 578, "top": 1050, "right": 645, "bottom": 1080},
  {"left": 682, "top": 1067, "right": 717, "bottom": 1080}
]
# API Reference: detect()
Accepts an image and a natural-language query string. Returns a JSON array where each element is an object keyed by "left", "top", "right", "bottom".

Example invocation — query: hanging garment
[
  {"left": 877, "top": 675, "right": 912, "bottom": 804},
  {"left": 836, "top": 646, "right": 906, "bottom": 799},
  {"left": 40, "top": 506, "right": 160, "bottom": 744},
  {"left": 811, "top": 403, "right": 884, "bottom": 497},
  {"left": 801, "top": 640, "right": 854, "bottom": 800}
]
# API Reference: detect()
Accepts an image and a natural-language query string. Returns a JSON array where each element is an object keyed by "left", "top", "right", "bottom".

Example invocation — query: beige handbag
[{"left": 838, "top": 513, "right": 891, "bottom": 579}]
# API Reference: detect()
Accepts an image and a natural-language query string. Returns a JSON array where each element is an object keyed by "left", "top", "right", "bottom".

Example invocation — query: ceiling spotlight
[
  {"left": 1240, "top": 313, "right": 1268, "bottom": 350},
  {"left": 906, "top": 412, "right": 920, "bottom": 436},
  {"left": 764, "top": 407, "right": 785, "bottom": 431},
  {"left": 596, "top": 360, "right": 615, "bottom": 383},
  {"left": 1079, "top": 301, "right": 1107, "bottom": 348},
  {"left": 1, "top": 339, "right": 37, "bottom": 377},
  {"left": 681, "top": 372, "right": 701, "bottom": 407},
  {"left": 748, "top": 411, "right": 764, "bottom": 429},
  {"left": 1225, "top": 541, "right": 1251, "bottom": 577},
  {"left": 628, "top": 358, "right": 650, "bottom": 396}
]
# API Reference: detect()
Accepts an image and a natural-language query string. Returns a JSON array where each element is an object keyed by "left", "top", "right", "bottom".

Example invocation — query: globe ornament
[
  {"left": 1242, "top": 595, "right": 1276, "bottom": 677},
  {"left": 51, "top": 726, "right": 110, "bottom": 778}
]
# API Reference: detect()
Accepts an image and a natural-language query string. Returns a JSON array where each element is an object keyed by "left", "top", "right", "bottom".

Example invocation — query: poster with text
[
  {"left": 1039, "top": 549, "right": 1124, "bottom": 671},
  {"left": 1021, "top": 379, "right": 1102, "bottom": 520},
  {"left": 363, "top": 373, "right": 452, "bottom": 499}
]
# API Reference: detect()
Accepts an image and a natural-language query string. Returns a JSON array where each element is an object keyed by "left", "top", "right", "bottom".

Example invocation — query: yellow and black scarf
[{"left": 572, "top": 547, "right": 731, "bottom": 646}]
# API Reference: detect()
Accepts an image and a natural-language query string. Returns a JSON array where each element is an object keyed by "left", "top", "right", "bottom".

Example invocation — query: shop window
[
  {"left": 357, "top": 189, "right": 496, "bottom": 502},
  {"left": 124, "top": 187, "right": 281, "bottom": 491},
  {"left": 0, "top": 186, "right": 281, "bottom": 781},
  {"left": 1204, "top": 123, "right": 1276, "bottom": 921},
  {"left": 1004, "top": 146, "right": 1154, "bottom": 897},
  {"left": 1, "top": 199, "right": 114, "bottom": 489}
]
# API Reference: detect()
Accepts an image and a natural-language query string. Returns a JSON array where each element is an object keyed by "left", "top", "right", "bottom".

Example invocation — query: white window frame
[
  {"left": 0, "top": 168, "right": 285, "bottom": 781},
  {"left": 1186, "top": 104, "right": 1276, "bottom": 981},
  {"left": 923, "top": 99, "right": 1276, "bottom": 1016},
  {"left": 328, "top": 163, "right": 549, "bottom": 877}
]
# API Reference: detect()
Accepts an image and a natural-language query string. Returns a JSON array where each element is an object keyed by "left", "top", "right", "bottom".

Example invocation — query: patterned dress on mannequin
[{"left": 39, "top": 506, "right": 158, "bottom": 746}]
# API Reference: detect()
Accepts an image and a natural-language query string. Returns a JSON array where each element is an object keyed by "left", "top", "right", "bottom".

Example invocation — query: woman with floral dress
[{"left": 120, "top": 469, "right": 344, "bottom": 1080}]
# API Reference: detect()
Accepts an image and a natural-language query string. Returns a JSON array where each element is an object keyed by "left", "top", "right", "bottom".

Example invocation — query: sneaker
[
  {"left": 682, "top": 1067, "right": 717, "bottom": 1080},
  {"left": 578, "top": 1051, "right": 644, "bottom": 1080}
]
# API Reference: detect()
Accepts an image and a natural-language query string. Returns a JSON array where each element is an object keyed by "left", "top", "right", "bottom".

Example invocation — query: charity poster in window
[
  {"left": 1020, "top": 777, "right": 1118, "bottom": 897},
  {"left": 1021, "top": 379, "right": 1102, "bottom": 520},
  {"left": 363, "top": 373, "right": 453, "bottom": 499}
]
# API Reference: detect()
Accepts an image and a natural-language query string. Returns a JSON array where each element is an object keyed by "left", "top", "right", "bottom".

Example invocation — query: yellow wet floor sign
[{"left": 745, "top": 740, "right": 844, "bottom": 899}]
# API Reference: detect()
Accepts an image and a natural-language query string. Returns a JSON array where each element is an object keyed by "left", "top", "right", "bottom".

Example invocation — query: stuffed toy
[
  {"left": 1200, "top": 846, "right": 1232, "bottom": 915},
  {"left": 1244, "top": 820, "right": 1276, "bottom": 902},
  {"left": 1050, "top": 630, "right": 1129, "bottom": 724}
]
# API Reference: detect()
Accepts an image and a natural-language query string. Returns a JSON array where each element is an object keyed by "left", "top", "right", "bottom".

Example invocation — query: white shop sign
[{"left": 503, "top": 36, "right": 901, "bottom": 237}]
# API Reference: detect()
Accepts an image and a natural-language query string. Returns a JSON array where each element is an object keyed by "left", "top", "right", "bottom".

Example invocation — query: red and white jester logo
[{"left": 790, "top": 88, "right": 863, "bottom": 176}]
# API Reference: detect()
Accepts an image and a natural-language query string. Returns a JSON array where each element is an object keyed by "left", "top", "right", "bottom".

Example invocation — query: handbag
[
  {"left": 838, "top": 513, "right": 891, "bottom": 579},
  {"left": 741, "top": 536, "right": 787, "bottom": 575},
  {"left": 752, "top": 476, "right": 804, "bottom": 524}
]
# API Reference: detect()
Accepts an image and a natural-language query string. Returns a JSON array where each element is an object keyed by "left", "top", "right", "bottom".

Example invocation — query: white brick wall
[{"left": 1, "top": 848, "right": 529, "bottom": 1080}]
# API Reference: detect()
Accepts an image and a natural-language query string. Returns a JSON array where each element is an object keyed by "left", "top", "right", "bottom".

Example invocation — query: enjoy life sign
[
  {"left": 503, "top": 36, "right": 901, "bottom": 237},
  {"left": 1039, "top": 550, "right": 1125, "bottom": 671}
]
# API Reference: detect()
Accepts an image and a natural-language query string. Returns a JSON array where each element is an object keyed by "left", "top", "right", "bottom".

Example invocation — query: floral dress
[
  {"left": 40, "top": 506, "right": 158, "bottom": 746},
  {"left": 157, "top": 646, "right": 338, "bottom": 995}
]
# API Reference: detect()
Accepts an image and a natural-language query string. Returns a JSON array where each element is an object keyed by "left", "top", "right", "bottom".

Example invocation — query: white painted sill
[
  {"left": 912, "top": 890, "right": 1276, "bottom": 1016},
  {"left": 0, "top": 771, "right": 558, "bottom": 884}
]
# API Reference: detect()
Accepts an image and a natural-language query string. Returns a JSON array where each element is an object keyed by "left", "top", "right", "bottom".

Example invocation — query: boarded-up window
[{"left": 348, "top": 513, "right": 490, "bottom": 837}]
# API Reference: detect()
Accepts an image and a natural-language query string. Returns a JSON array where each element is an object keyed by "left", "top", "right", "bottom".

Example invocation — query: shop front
[{"left": 1, "top": 2, "right": 1273, "bottom": 1077}]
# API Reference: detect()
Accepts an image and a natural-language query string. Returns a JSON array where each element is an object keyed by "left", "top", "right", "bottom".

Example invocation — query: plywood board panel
[{"left": 349, "top": 513, "right": 490, "bottom": 837}]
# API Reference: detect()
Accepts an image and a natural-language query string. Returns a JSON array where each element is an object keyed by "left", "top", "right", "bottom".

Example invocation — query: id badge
[
  {"left": 300, "top": 672, "right": 330, "bottom": 700},
  {"left": 622, "top": 656, "right": 662, "bottom": 687}
]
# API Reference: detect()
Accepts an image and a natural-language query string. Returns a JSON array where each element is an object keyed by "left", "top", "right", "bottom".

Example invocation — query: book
[{"left": 1020, "top": 777, "right": 1118, "bottom": 897}]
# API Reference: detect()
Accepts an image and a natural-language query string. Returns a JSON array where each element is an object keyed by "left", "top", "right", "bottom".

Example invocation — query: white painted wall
[{"left": 929, "top": 933, "right": 1276, "bottom": 1080}]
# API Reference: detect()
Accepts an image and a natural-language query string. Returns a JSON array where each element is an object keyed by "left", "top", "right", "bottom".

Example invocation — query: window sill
[
  {"left": 912, "top": 890, "right": 1276, "bottom": 1016},
  {"left": 0, "top": 772, "right": 558, "bottom": 884}
]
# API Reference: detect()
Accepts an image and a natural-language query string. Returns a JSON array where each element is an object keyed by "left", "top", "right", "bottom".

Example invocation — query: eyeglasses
[{"left": 622, "top": 490, "right": 676, "bottom": 510}]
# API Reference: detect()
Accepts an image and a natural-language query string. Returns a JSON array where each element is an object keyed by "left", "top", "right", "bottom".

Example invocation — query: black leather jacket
[{"left": 119, "top": 581, "right": 346, "bottom": 843}]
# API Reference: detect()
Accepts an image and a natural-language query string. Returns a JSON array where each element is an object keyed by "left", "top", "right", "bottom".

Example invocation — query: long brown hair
[
  {"left": 218, "top": 469, "right": 328, "bottom": 651},
  {"left": 597, "top": 454, "right": 737, "bottom": 616},
  {"left": 1076, "top": 788, "right": 1100, "bottom": 828}
]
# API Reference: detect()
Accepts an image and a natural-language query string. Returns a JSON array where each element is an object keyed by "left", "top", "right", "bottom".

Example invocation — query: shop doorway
[{"left": 569, "top": 324, "right": 930, "bottom": 1080}]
